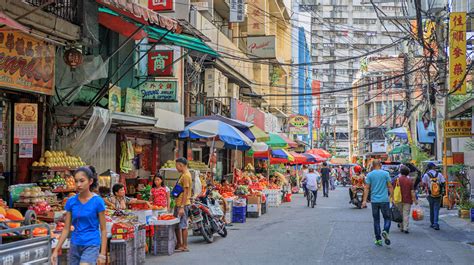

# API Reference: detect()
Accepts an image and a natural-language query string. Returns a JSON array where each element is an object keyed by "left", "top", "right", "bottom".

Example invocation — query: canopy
[
  {"left": 253, "top": 149, "right": 294, "bottom": 164},
  {"left": 303, "top": 153, "right": 326, "bottom": 163},
  {"left": 306, "top": 148, "right": 332, "bottom": 158},
  {"left": 266, "top": 133, "right": 288, "bottom": 149},
  {"left": 329, "top": 157, "right": 350, "bottom": 165},
  {"left": 386, "top": 127, "right": 408, "bottom": 139},
  {"left": 250, "top": 126, "right": 270, "bottom": 142},
  {"left": 179, "top": 120, "right": 253, "bottom": 150},
  {"left": 289, "top": 152, "right": 310, "bottom": 165},
  {"left": 389, "top": 144, "right": 411, "bottom": 155},
  {"left": 278, "top": 133, "right": 298, "bottom": 148},
  {"left": 251, "top": 142, "right": 269, "bottom": 152},
  {"left": 185, "top": 115, "right": 255, "bottom": 142}
]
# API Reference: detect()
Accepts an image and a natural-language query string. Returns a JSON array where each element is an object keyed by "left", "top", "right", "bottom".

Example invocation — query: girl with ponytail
[{"left": 52, "top": 166, "right": 107, "bottom": 265}]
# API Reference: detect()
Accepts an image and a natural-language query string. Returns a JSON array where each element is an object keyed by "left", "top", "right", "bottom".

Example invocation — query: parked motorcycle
[
  {"left": 189, "top": 198, "right": 227, "bottom": 243},
  {"left": 350, "top": 187, "right": 364, "bottom": 209}
]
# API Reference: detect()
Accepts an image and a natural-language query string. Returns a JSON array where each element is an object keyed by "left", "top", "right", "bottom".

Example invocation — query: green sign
[
  {"left": 140, "top": 81, "right": 178, "bottom": 102},
  {"left": 125, "top": 88, "right": 142, "bottom": 115}
]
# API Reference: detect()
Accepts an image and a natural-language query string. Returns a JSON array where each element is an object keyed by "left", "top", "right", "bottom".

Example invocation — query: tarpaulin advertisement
[
  {"left": 231, "top": 99, "right": 265, "bottom": 130},
  {"left": 0, "top": 29, "right": 55, "bottom": 95}
]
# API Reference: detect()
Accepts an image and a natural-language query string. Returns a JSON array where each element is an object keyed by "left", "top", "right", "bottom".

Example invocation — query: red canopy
[
  {"left": 289, "top": 152, "right": 308, "bottom": 165},
  {"left": 98, "top": 11, "right": 148, "bottom": 40},
  {"left": 306, "top": 148, "right": 331, "bottom": 158}
]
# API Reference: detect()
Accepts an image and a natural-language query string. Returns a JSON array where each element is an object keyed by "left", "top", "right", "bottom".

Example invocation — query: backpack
[{"left": 428, "top": 172, "right": 442, "bottom": 197}]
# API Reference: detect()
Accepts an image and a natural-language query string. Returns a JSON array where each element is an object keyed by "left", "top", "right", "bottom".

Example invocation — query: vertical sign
[
  {"left": 125, "top": 88, "right": 143, "bottom": 115},
  {"left": 247, "top": 0, "right": 267, "bottom": 35},
  {"left": 230, "top": 0, "right": 245, "bottom": 23},
  {"left": 148, "top": 50, "right": 174, "bottom": 76},
  {"left": 449, "top": 12, "right": 467, "bottom": 95},
  {"left": 148, "top": 0, "right": 174, "bottom": 12},
  {"left": 14, "top": 103, "right": 38, "bottom": 144},
  {"left": 108, "top": 85, "right": 122, "bottom": 112}
]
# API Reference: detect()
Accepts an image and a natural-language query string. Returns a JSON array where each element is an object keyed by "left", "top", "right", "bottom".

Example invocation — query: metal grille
[{"left": 23, "top": 0, "right": 79, "bottom": 24}]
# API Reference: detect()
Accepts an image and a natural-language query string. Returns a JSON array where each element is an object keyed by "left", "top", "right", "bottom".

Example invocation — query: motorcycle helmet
[{"left": 353, "top": 165, "right": 362, "bottom": 174}]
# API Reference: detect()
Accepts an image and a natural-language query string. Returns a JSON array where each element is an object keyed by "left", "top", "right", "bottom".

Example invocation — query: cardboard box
[
  {"left": 247, "top": 204, "right": 261, "bottom": 213},
  {"left": 247, "top": 195, "right": 261, "bottom": 205}
]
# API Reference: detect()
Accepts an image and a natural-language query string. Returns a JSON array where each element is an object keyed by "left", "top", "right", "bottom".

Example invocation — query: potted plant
[{"left": 458, "top": 202, "right": 474, "bottom": 219}]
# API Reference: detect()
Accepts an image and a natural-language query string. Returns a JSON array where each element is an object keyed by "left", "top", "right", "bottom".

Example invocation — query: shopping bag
[
  {"left": 412, "top": 206, "right": 424, "bottom": 221},
  {"left": 391, "top": 205, "right": 403, "bottom": 223},
  {"left": 393, "top": 179, "right": 402, "bottom": 203}
]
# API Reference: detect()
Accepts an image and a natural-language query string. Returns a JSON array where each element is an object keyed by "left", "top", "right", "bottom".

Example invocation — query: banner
[
  {"left": 19, "top": 139, "right": 33, "bottom": 158},
  {"left": 140, "top": 81, "right": 178, "bottom": 102},
  {"left": 108, "top": 85, "right": 122, "bottom": 112},
  {"left": 148, "top": 0, "right": 174, "bottom": 12},
  {"left": 289, "top": 115, "right": 309, "bottom": 135},
  {"left": 247, "top": 0, "right": 267, "bottom": 35},
  {"left": 0, "top": 29, "right": 55, "bottom": 95},
  {"left": 14, "top": 103, "right": 38, "bottom": 144},
  {"left": 449, "top": 12, "right": 467, "bottom": 95},
  {"left": 444, "top": 120, "right": 472, "bottom": 138},
  {"left": 231, "top": 99, "right": 265, "bottom": 130}
]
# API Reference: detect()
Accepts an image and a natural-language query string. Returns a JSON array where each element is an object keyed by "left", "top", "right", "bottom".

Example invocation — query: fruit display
[
  {"left": 38, "top": 174, "right": 74, "bottom": 191},
  {"left": 29, "top": 201, "right": 52, "bottom": 216},
  {"left": 161, "top": 160, "right": 209, "bottom": 171},
  {"left": 32, "top": 150, "right": 86, "bottom": 168},
  {"left": 18, "top": 186, "right": 47, "bottom": 204}
]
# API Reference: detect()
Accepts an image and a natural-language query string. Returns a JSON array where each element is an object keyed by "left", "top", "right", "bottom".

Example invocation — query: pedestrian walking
[
  {"left": 301, "top": 167, "right": 321, "bottom": 206},
  {"left": 330, "top": 166, "right": 337, "bottom": 190},
  {"left": 174, "top": 157, "right": 193, "bottom": 252},
  {"left": 422, "top": 162, "right": 445, "bottom": 230},
  {"left": 362, "top": 159, "right": 394, "bottom": 246},
  {"left": 394, "top": 165, "right": 418, "bottom": 233},
  {"left": 51, "top": 166, "right": 107, "bottom": 265},
  {"left": 320, "top": 162, "right": 330, "bottom": 197},
  {"left": 302, "top": 165, "right": 309, "bottom": 197}
]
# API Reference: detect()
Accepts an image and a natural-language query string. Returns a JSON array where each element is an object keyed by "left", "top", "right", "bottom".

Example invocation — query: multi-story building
[{"left": 300, "top": 0, "right": 406, "bottom": 157}]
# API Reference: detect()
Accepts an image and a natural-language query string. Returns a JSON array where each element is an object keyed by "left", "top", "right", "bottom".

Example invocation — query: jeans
[
  {"left": 427, "top": 196, "right": 441, "bottom": 226},
  {"left": 69, "top": 244, "right": 100, "bottom": 265},
  {"left": 395, "top": 203, "right": 412, "bottom": 231},
  {"left": 322, "top": 179, "right": 329, "bottom": 196},
  {"left": 371, "top": 202, "right": 391, "bottom": 240}
]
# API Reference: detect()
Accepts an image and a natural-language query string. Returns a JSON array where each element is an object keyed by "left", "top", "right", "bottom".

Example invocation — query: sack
[
  {"left": 428, "top": 172, "right": 442, "bottom": 197},
  {"left": 171, "top": 184, "right": 184, "bottom": 198},
  {"left": 391, "top": 205, "right": 403, "bottom": 223},
  {"left": 412, "top": 206, "right": 424, "bottom": 221},
  {"left": 393, "top": 179, "right": 402, "bottom": 203}
]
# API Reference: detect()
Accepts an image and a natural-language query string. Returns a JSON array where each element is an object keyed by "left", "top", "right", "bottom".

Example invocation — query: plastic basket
[
  {"left": 153, "top": 224, "right": 176, "bottom": 239},
  {"left": 135, "top": 246, "right": 146, "bottom": 265},
  {"left": 134, "top": 228, "right": 146, "bottom": 248},
  {"left": 232, "top": 206, "right": 246, "bottom": 215},
  {"left": 232, "top": 211, "right": 246, "bottom": 223},
  {"left": 152, "top": 237, "right": 176, "bottom": 256},
  {"left": 110, "top": 240, "right": 134, "bottom": 265}
]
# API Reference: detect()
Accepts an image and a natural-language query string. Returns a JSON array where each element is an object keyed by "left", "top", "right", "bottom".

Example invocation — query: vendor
[
  {"left": 105, "top": 183, "right": 149, "bottom": 210},
  {"left": 149, "top": 175, "right": 170, "bottom": 211}
]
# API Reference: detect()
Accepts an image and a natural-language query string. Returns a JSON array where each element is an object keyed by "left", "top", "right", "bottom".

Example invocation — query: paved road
[{"left": 147, "top": 187, "right": 474, "bottom": 265}]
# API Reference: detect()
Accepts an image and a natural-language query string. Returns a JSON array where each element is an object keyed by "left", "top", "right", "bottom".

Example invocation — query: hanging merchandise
[{"left": 120, "top": 141, "right": 134, "bottom": 173}]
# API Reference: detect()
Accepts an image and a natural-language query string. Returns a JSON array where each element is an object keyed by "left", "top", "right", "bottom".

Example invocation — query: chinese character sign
[
  {"left": 230, "top": 0, "right": 245, "bottom": 22},
  {"left": 444, "top": 119, "right": 472, "bottom": 138},
  {"left": 148, "top": 50, "right": 174, "bottom": 76},
  {"left": 148, "top": 0, "right": 174, "bottom": 12},
  {"left": 140, "top": 81, "right": 178, "bottom": 102},
  {"left": 0, "top": 30, "right": 55, "bottom": 95},
  {"left": 247, "top": 0, "right": 267, "bottom": 35},
  {"left": 14, "top": 103, "right": 38, "bottom": 144},
  {"left": 449, "top": 12, "right": 467, "bottom": 95}
]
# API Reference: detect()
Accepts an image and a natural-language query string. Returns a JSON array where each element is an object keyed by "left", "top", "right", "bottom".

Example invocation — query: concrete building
[{"left": 300, "top": 0, "right": 406, "bottom": 157}]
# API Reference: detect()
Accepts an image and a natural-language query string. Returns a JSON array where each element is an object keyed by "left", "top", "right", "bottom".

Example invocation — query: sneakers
[
  {"left": 374, "top": 240, "right": 383, "bottom": 246},
  {"left": 382, "top": 231, "right": 391, "bottom": 245}
]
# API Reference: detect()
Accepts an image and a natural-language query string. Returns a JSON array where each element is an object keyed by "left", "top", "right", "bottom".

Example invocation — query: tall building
[{"left": 301, "top": 0, "right": 406, "bottom": 157}]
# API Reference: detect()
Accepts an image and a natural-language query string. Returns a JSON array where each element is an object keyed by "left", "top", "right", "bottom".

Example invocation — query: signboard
[
  {"left": 19, "top": 139, "right": 33, "bottom": 158},
  {"left": 231, "top": 99, "right": 265, "bottom": 130},
  {"left": 148, "top": 0, "right": 174, "bottom": 12},
  {"left": 14, "top": 103, "right": 38, "bottom": 144},
  {"left": 371, "top": 141, "right": 387, "bottom": 153},
  {"left": 108, "top": 85, "right": 122, "bottom": 112},
  {"left": 444, "top": 120, "right": 472, "bottom": 138},
  {"left": 229, "top": 0, "right": 245, "bottom": 22},
  {"left": 289, "top": 115, "right": 309, "bottom": 135},
  {"left": 449, "top": 12, "right": 467, "bottom": 95},
  {"left": 125, "top": 88, "right": 142, "bottom": 115},
  {"left": 247, "top": 36, "right": 276, "bottom": 59},
  {"left": 0, "top": 29, "right": 55, "bottom": 95},
  {"left": 140, "top": 81, "right": 178, "bottom": 102},
  {"left": 148, "top": 50, "right": 174, "bottom": 76},
  {"left": 247, "top": 0, "right": 267, "bottom": 35}
]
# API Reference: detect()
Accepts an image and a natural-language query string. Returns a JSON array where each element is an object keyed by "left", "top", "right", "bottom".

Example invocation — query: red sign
[
  {"left": 231, "top": 99, "right": 265, "bottom": 130},
  {"left": 148, "top": 50, "right": 173, "bottom": 76},
  {"left": 148, "top": 0, "right": 174, "bottom": 12},
  {"left": 312, "top": 80, "right": 321, "bottom": 129}
]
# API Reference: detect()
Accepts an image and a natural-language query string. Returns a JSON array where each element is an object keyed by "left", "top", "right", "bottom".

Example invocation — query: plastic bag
[
  {"left": 412, "top": 206, "right": 424, "bottom": 221},
  {"left": 391, "top": 205, "right": 403, "bottom": 223}
]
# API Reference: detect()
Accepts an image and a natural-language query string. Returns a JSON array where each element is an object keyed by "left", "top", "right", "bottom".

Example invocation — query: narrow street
[{"left": 149, "top": 187, "right": 474, "bottom": 265}]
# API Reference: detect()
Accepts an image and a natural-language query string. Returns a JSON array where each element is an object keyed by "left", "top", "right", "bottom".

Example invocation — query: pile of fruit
[
  {"left": 38, "top": 175, "right": 74, "bottom": 190},
  {"left": 18, "top": 187, "right": 47, "bottom": 204},
  {"left": 29, "top": 201, "right": 52, "bottom": 216},
  {"left": 32, "top": 150, "right": 86, "bottom": 168},
  {"left": 0, "top": 208, "right": 24, "bottom": 228},
  {"left": 158, "top": 213, "right": 176, "bottom": 220}
]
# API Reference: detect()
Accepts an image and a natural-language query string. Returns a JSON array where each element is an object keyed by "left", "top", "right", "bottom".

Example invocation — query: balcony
[{"left": 24, "top": 0, "right": 79, "bottom": 24}]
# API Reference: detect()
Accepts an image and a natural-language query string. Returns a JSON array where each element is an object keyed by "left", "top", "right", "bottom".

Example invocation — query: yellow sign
[
  {"left": 108, "top": 85, "right": 122, "bottom": 112},
  {"left": 289, "top": 115, "right": 309, "bottom": 135},
  {"left": 449, "top": 12, "right": 467, "bottom": 95},
  {"left": 444, "top": 120, "right": 472, "bottom": 138},
  {"left": 0, "top": 29, "right": 55, "bottom": 95}
]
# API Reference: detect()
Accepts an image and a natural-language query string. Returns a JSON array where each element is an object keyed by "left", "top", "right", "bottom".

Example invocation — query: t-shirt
[
  {"left": 365, "top": 169, "right": 391, "bottom": 203},
  {"left": 320, "top": 167, "right": 330, "bottom": 181},
  {"left": 422, "top": 170, "right": 445, "bottom": 192},
  {"left": 305, "top": 172, "right": 321, "bottom": 191},
  {"left": 175, "top": 171, "right": 192, "bottom": 207},
  {"left": 65, "top": 194, "right": 106, "bottom": 246},
  {"left": 397, "top": 175, "right": 414, "bottom": 204},
  {"left": 150, "top": 186, "right": 170, "bottom": 208}
]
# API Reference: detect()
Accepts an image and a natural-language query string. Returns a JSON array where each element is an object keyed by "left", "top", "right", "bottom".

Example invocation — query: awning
[
  {"left": 278, "top": 133, "right": 298, "bottom": 148},
  {"left": 185, "top": 115, "right": 255, "bottom": 142},
  {"left": 0, "top": 11, "right": 28, "bottom": 32},
  {"left": 389, "top": 144, "right": 411, "bottom": 155},
  {"left": 98, "top": 7, "right": 218, "bottom": 57}
]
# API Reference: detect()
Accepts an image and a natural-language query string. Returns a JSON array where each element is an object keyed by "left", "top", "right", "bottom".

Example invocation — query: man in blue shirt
[{"left": 362, "top": 159, "right": 394, "bottom": 246}]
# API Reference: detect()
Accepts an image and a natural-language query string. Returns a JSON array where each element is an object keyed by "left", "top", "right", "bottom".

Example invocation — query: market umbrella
[
  {"left": 179, "top": 119, "right": 253, "bottom": 150},
  {"left": 385, "top": 127, "right": 408, "bottom": 139},
  {"left": 289, "top": 152, "right": 308, "bottom": 165},
  {"left": 251, "top": 142, "right": 269, "bottom": 152},
  {"left": 266, "top": 133, "right": 288, "bottom": 149},
  {"left": 253, "top": 150, "right": 294, "bottom": 164},
  {"left": 306, "top": 148, "right": 332, "bottom": 158},
  {"left": 278, "top": 133, "right": 298, "bottom": 148},
  {"left": 185, "top": 115, "right": 256, "bottom": 142},
  {"left": 303, "top": 153, "right": 326, "bottom": 163},
  {"left": 250, "top": 126, "right": 270, "bottom": 142},
  {"left": 389, "top": 144, "right": 411, "bottom": 155}
]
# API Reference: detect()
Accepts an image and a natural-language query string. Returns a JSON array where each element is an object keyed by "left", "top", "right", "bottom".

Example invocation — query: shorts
[
  {"left": 174, "top": 206, "right": 190, "bottom": 229},
  {"left": 69, "top": 244, "right": 100, "bottom": 265}
]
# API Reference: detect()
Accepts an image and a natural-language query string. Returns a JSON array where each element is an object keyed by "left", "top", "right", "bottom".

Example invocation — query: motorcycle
[
  {"left": 189, "top": 197, "right": 227, "bottom": 243},
  {"left": 341, "top": 176, "right": 349, "bottom": 187},
  {"left": 351, "top": 187, "right": 364, "bottom": 209}
]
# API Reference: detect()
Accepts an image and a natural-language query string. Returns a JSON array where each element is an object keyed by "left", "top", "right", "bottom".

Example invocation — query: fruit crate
[
  {"left": 153, "top": 224, "right": 176, "bottom": 240},
  {"left": 110, "top": 239, "right": 134, "bottom": 265},
  {"left": 152, "top": 236, "right": 177, "bottom": 256},
  {"left": 134, "top": 227, "right": 146, "bottom": 249},
  {"left": 135, "top": 246, "right": 146, "bottom": 265}
]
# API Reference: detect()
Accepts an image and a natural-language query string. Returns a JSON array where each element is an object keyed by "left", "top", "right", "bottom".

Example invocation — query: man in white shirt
[
  {"left": 422, "top": 162, "right": 446, "bottom": 230},
  {"left": 301, "top": 167, "right": 321, "bottom": 206}
]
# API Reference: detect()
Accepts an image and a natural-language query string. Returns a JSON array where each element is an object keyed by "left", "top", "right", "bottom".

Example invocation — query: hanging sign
[
  {"left": 444, "top": 120, "right": 472, "bottom": 138},
  {"left": 108, "top": 85, "right": 122, "bottom": 112},
  {"left": 125, "top": 88, "right": 142, "bottom": 115},
  {"left": 14, "top": 103, "right": 38, "bottom": 144},
  {"left": 148, "top": 50, "right": 174, "bottom": 76},
  {"left": 140, "top": 81, "right": 178, "bottom": 102},
  {"left": 230, "top": 0, "right": 245, "bottom": 22},
  {"left": 148, "top": 0, "right": 174, "bottom": 12},
  {"left": 289, "top": 115, "right": 309, "bottom": 135},
  {"left": 449, "top": 12, "right": 467, "bottom": 95},
  {"left": 0, "top": 29, "right": 55, "bottom": 95}
]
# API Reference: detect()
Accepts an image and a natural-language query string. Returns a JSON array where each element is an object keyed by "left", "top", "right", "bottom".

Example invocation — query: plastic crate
[
  {"left": 134, "top": 229, "right": 146, "bottom": 248},
  {"left": 152, "top": 237, "right": 176, "bottom": 256},
  {"left": 247, "top": 212, "right": 260, "bottom": 218},
  {"left": 110, "top": 240, "right": 134, "bottom": 265},
  {"left": 135, "top": 246, "right": 146, "bottom": 265},
  {"left": 153, "top": 224, "right": 176, "bottom": 240},
  {"left": 232, "top": 211, "right": 246, "bottom": 223},
  {"left": 232, "top": 206, "right": 246, "bottom": 215}
]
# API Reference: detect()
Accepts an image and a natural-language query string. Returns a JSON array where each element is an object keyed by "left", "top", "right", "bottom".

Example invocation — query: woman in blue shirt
[{"left": 52, "top": 166, "right": 107, "bottom": 265}]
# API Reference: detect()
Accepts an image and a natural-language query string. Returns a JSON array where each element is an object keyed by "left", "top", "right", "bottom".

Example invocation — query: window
[
  {"left": 353, "top": 6, "right": 364, "bottom": 11},
  {"left": 353, "top": 18, "right": 377, "bottom": 25},
  {"left": 367, "top": 104, "right": 373, "bottom": 117},
  {"left": 376, "top": 102, "right": 383, "bottom": 115},
  {"left": 324, "top": 18, "right": 348, "bottom": 24},
  {"left": 333, "top": 5, "right": 347, "bottom": 12},
  {"left": 335, "top": 43, "right": 349, "bottom": 49}
]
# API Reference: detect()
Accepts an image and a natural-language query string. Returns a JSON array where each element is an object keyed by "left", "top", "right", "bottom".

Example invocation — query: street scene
[{"left": 0, "top": 0, "right": 473, "bottom": 265}]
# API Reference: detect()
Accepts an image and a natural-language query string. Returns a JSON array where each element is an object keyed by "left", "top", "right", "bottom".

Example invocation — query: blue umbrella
[
  {"left": 179, "top": 119, "right": 253, "bottom": 150},
  {"left": 386, "top": 127, "right": 408, "bottom": 139}
]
